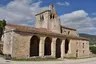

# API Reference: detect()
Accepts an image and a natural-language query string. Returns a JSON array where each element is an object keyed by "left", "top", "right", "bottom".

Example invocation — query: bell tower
[{"left": 35, "top": 4, "right": 61, "bottom": 33}]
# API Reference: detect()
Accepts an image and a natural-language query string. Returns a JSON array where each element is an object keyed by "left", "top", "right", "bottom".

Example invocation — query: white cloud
[
  {"left": 0, "top": 0, "right": 43, "bottom": 26},
  {"left": 60, "top": 10, "right": 96, "bottom": 34},
  {"left": 56, "top": 2, "right": 70, "bottom": 6},
  {"left": 0, "top": 0, "right": 95, "bottom": 34}
]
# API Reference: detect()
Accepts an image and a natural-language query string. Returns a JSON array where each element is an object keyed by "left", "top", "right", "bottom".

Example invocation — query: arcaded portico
[
  {"left": 1, "top": 4, "right": 90, "bottom": 59},
  {"left": 29, "top": 35, "right": 66, "bottom": 58}
]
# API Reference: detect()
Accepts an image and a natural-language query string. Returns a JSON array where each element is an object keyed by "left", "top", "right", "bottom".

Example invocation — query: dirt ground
[{"left": 0, "top": 57, "right": 96, "bottom": 64}]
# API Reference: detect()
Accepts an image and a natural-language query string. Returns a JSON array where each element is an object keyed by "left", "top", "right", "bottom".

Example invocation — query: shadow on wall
[
  {"left": 65, "top": 39, "right": 70, "bottom": 54},
  {"left": 30, "top": 35, "right": 40, "bottom": 57}
]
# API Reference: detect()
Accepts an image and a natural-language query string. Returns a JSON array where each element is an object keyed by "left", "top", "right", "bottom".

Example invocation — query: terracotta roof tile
[
  {"left": 6, "top": 24, "right": 88, "bottom": 41},
  {"left": 6, "top": 23, "right": 56, "bottom": 34}
]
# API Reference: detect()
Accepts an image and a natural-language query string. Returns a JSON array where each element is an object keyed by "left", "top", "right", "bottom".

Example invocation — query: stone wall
[
  {"left": 2, "top": 28, "right": 90, "bottom": 59},
  {"left": 9, "top": 31, "right": 89, "bottom": 59},
  {"left": 2, "top": 26, "right": 89, "bottom": 59},
  {"left": 11, "top": 31, "right": 65, "bottom": 59},
  {"left": 12, "top": 32, "right": 32, "bottom": 58},
  {"left": 65, "top": 39, "right": 89, "bottom": 58},
  {"left": 36, "top": 11, "right": 50, "bottom": 29},
  {"left": 2, "top": 26, "right": 14, "bottom": 55},
  {"left": 35, "top": 7, "right": 61, "bottom": 33},
  {"left": 61, "top": 28, "right": 79, "bottom": 37}
]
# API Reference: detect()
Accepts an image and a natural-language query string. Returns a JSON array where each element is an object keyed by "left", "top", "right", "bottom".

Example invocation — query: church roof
[
  {"left": 61, "top": 25, "right": 76, "bottom": 31},
  {"left": 6, "top": 23, "right": 53, "bottom": 34},
  {"left": 6, "top": 24, "right": 88, "bottom": 41}
]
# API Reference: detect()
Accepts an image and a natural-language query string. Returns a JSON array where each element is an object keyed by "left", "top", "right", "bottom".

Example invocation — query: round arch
[
  {"left": 65, "top": 39, "right": 70, "bottom": 54},
  {"left": 44, "top": 37, "right": 52, "bottom": 55},
  {"left": 56, "top": 38, "right": 62, "bottom": 58},
  {"left": 30, "top": 35, "right": 40, "bottom": 57}
]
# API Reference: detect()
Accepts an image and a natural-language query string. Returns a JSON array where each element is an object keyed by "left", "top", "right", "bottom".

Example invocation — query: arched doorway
[
  {"left": 30, "top": 35, "right": 40, "bottom": 57},
  {"left": 56, "top": 38, "right": 62, "bottom": 58},
  {"left": 65, "top": 39, "right": 69, "bottom": 54},
  {"left": 44, "top": 37, "right": 52, "bottom": 55}
]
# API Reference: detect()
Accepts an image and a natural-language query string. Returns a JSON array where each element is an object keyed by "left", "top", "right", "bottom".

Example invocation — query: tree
[{"left": 0, "top": 19, "right": 6, "bottom": 40}]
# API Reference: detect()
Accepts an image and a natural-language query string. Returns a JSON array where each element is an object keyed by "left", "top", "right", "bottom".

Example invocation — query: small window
[
  {"left": 50, "top": 14, "right": 53, "bottom": 19},
  {"left": 83, "top": 43, "right": 84, "bottom": 48},
  {"left": 76, "top": 50, "right": 78, "bottom": 52},
  {"left": 68, "top": 31, "right": 70, "bottom": 35},
  {"left": 40, "top": 15, "right": 44, "bottom": 21},
  {"left": 50, "top": 14, "right": 55, "bottom": 19},
  {"left": 41, "top": 15, "right": 44, "bottom": 20}
]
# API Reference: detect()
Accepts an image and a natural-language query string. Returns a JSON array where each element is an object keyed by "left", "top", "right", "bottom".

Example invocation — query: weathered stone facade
[{"left": 1, "top": 4, "right": 90, "bottom": 59}]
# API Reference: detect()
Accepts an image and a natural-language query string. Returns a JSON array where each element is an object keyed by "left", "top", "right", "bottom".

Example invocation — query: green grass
[
  {"left": 65, "top": 57, "right": 77, "bottom": 59},
  {"left": 12, "top": 58, "right": 62, "bottom": 61}
]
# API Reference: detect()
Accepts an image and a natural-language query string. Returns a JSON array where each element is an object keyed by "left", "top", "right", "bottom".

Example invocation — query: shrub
[{"left": 90, "top": 46, "right": 96, "bottom": 54}]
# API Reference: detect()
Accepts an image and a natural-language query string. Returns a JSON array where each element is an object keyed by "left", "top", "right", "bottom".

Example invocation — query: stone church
[{"left": 1, "top": 4, "right": 90, "bottom": 59}]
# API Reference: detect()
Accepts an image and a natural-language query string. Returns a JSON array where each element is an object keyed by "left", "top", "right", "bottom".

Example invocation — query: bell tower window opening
[
  {"left": 40, "top": 15, "right": 44, "bottom": 21},
  {"left": 53, "top": 15, "right": 55, "bottom": 19},
  {"left": 50, "top": 14, "right": 53, "bottom": 19},
  {"left": 50, "top": 14, "right": 55, "bottom": 19}
]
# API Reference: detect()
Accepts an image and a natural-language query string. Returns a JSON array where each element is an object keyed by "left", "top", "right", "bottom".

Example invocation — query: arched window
[
  {"left": 30, "top": 35, "right": 40, "bottom": 57},
  {"left": 56, "top": 38, "right": 62, "bottom": 58},
  {"left": 44, "top": 37, "right": 52, "bottom": 55},
  {"left": 50, "top": 14, "right": 55, "bottom": 19},
  {"left": 53, "top": 15, "right": 55, "bottom": 19},
  {"left": 65, "top": 39, "right": 70, "bottom": 54},
  {"left": 83, "top": 43, "right": 84, "bottom": 48},
  {"left": 50, "top": 14, "right": 53, "bottom": 19},
  {"left": 68, "top": 31, "right": 70, "bottom": 35},
  {"left": 40, "top": 15, "right": 44, "bottom": 21}
]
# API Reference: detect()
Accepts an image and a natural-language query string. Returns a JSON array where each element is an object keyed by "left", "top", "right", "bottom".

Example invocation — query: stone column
[
  {"left": 39, "top": 37, "right": 45, "bottom": 57},
  {"left": 51, "top": 38, "right": 56, "bottom": 58},
  {"left": 61, "top": 40, "right": 65, "bottom": 59}
]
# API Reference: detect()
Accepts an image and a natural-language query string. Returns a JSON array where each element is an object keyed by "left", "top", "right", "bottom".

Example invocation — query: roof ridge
[{"left": 61, "top": 25, "right": 76, "bottom": 31}]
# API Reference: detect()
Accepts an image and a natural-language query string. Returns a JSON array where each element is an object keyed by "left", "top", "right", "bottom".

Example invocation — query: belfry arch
[
  {"left": 44, "top": 37, "right": 52, "bottom": 55},
  {"left": 56, "top": 38, "right": 62, "bottom": 58},
  {"left": 30, "top": 35, "right": 40, "bottom": 57},
  {"left": 65, "top": 39, "right": 70, "bottom": 54}
]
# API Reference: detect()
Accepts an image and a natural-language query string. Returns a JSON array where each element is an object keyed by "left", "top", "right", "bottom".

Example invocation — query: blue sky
[
  {"left": 41, "top": 0, "right": 96, "bottom": 16},
  {"left": 0, "top": 0, "right": 96, "bottom": 16},
  {"left": 0, "top": 0, "right": 96, "bottom": 35}
]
